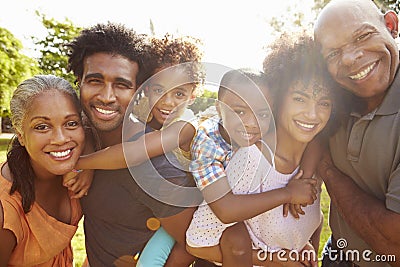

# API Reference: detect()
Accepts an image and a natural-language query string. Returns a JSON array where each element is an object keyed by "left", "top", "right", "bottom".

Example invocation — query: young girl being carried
[
  {"left": 186, "top": 32, "right": 341, "bottom": 267},
  {"left": 65, "top": 34, "right": 205, "bottom": 266}
]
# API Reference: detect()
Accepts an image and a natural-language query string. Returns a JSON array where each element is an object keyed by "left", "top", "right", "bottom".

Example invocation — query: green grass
[
  {"left": 0, "top": 135, "right": 12, "bottom": 162},
  {"left": 320, "top": 184, "right": 331, "bottom": 258},
  {"left": 72, "top": 220, "right": 86, "bottom": 267},
  {"left": 0, "top": 134, "right": 331, "bottom": 266}
]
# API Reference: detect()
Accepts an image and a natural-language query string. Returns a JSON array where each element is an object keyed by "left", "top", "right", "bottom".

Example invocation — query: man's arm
[{"left": 317, "top": 152, "right": 400, "bottom": 264}]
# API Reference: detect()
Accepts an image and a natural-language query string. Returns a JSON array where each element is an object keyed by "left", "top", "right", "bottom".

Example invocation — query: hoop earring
[{"left": 147, "top": 112, "right": 153, "bottom": 123}]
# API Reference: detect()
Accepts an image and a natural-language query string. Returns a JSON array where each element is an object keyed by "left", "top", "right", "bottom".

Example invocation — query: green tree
[
  {"left": 0, "top": 27, "right": 39, "bottom": 121},
  {"left": 33, "top": 12, "right": 82, "bottom": 85},
  {"left": 268, "top": 0, "right": 399, "bottom": 35},
  {"left": 190, "top": 88, "right": 218, "bottom": 115},
  {"left": 267, "top": 0, "right": 330, "bottom": 34},
  {"left": 149, "top": 19, "right": 156, "bottom": 36},
  {"left": 374, "top": 0, "right": 400, "bottom": 13}
]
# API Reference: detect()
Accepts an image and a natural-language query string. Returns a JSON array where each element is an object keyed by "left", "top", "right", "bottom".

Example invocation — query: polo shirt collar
[
  {"left": 375, "top": 68, "right": 400, "bottom": 116},
  {"left": 346, "top": 68, "right": 400, "bottom": 161},
  {"left": 349, "top": 68, "right": 400, "bottom": 119}
]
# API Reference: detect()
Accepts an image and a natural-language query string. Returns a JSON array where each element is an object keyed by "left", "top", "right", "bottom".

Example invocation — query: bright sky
[{"left": 1, "top": 0, "right": 315, "bottom": 70}]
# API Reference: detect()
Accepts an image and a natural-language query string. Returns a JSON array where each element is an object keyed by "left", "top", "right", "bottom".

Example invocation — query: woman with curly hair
[
  {"left": 185, "top": 31, "right": 343, "bottom": 266},
  {"left": 70, "top": 34, "right": 206, "bottom": 266}
]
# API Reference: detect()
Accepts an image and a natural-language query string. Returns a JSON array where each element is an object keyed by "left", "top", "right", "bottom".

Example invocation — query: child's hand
[
  {"left": 283, "top": 203, "right": 305, "bottom": 219},
  {"left": 285, "top": 170, "right": 317, "bottom": 205},
  {"left": 63, "top": 169, "right": 80, "bottom": 185},
  {"left": 283, "top": 169, "right": 309, "bottom": 218},
  {"left": 63, "top": 169, "right": 94, "bottom": 198}
]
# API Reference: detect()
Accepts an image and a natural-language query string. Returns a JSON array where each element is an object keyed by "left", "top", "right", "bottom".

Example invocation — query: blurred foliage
[
  {"left": 190, "top": 89, "right": 218, "bottom": 115},
  {"left": 1, "top": 0, "right": 399, "bottom": 117},
  {"left": 268, "top": 0, "right": 330, "bottom": 34},
  {"left": 149, "top": 19, "right": 155, "bottom": 36},
  {"left": 32, "top": 11, "right": 82, "bottom": 85},
  {"left": 374, "top": 0, "right": 400, "bottom": 13},
  {"left": 268, "top": 0, "right": 399, "bottom": 34},
  {"left": 0, "top": 27, "right": 39, "bottom": 117}
]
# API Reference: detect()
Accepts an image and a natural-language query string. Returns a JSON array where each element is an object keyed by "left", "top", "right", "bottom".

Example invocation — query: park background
[{"left": 1, "top": 0, "right": 399, "bottom": 266}]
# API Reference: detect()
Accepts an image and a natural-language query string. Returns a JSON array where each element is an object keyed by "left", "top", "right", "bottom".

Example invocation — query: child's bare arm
[
  {"left": 75, "top": 121, "right": 195, "bottom": 170},
  {"left": 284, "top": 134, "right": 327, "bottom": 218},
  {"left": 202, "top": 171, "right": 317, "bottom": 224}
]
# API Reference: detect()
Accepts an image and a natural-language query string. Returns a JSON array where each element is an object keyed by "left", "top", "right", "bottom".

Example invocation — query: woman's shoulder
[
  {"left": 0, "top": 178, "right": 23, "bottom": 240},
  {"left": 0, "top": 164, "right": 24, "bottom": 223}
]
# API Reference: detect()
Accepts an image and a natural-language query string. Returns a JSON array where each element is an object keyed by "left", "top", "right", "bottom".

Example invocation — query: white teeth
[
  {"left": 50, "top": 149, "right": 71, "bottom": 158},
  {"left": 240, "top": 131, "right": 255, "bottom": 138},
  {"left": 349, "top": 62, "right": 376, "bottom": 80},
  {"left": 160, "top": 109, "right": 171, "bottom": 115},
  {"left": 296, "top": 121, "right": 315, "bottom": 129},
  {"left": 95, "top": 107, "right": 115, "bottom": 115}
]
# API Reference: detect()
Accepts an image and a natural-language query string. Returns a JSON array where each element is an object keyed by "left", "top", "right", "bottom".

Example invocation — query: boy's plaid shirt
[{"left": 190, "top": 116, "right": 232, "bottom": 190}]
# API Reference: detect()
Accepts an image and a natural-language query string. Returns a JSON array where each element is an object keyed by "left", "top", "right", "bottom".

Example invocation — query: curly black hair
[
  {"left": 147, "top": 34, "right": 205, "bottom": 91},
  {"left": 262, "top": 30, "right": 351, "bottom": 136},
  {"left": 67, "top": 22, "right": 152, "bottom": 85}
]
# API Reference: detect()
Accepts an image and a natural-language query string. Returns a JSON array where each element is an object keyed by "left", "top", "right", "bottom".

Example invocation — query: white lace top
[
  {"left": 229, "top": 144, "right": 322, "bottom": 252},
  {"left": 186, "top": 144, "right": 322, "bottom": 253}
]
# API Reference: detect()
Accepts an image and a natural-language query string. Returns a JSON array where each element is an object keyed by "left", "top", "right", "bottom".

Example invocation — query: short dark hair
[
  {"left": 218, "top": 68, "right": 270, "bottom": 101},
  {"left": 67, "top": 22, "right": 152, "bottom": 85}
]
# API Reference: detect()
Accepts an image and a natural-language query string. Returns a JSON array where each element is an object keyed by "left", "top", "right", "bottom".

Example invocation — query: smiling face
[
  {"left": 147, "top": 67, "right": 195, "bottom": 129},
  {"left": 79, "top": 52, "right": 139, "bottom": 133},
  {"left": 277, "top": 78, "right": 332, "bottom": 145},
  {"left": 217, "top": 87, "right": 272, "bottom": 147},
  {"left": 18, "top": 90, "right": 85, "bottom": 178},
  {"left": 315, "top": 0, "right": 399, "bottom": 110}
]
